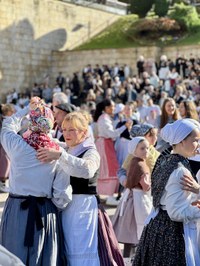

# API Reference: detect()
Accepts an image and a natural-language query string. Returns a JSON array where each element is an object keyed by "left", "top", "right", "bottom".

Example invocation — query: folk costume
[
  {"left": 0, "top": 100, "right": 72, "bottom": 266},
  {"left": 96, "top": 113, "right": 126, "bottom": 195},
  {"left": 58, "top": 137, "right": 124, "bottom": 266},
  {"left": 112, "top": 137, "right": 152, "bottom": 246},
  {"left": 133, "top": 119, "right": 200, "bottom": 266}
]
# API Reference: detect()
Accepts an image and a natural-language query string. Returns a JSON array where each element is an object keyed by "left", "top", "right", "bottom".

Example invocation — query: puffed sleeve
[
  {"left": 98, "top": 114, "right": 126, "bottom": 139},
  {"left": 165, "top": 164, "right": 200, "bottom": 223},
  {"left": 59, "top": 148, "right": 100, "bottom": 179},
  {"left": 52, "top": 162, "right": 72, "bottom": 210}
]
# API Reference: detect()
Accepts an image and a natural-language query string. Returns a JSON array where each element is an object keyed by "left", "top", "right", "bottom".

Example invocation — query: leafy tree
[
  {"left": 170, "top": 0, "right": 189, "bottom": 4},
  {"left": 169, "top": 2, "right": 200, "bottom": 31},
  {"left": 154, "top": 0, "right": 170, "bottom": 17},
  {"left": 130, "top": 0, "right": 154, "bottom": 18}
]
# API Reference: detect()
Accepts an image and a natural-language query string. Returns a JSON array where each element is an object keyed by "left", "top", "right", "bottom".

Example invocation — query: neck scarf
[{"left": 68, "top": 136, "right": 96, "bottom": 156}]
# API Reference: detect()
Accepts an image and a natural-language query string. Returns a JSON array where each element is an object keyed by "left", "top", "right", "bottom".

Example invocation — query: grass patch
[
  {"left": 76, "top": 15, "right": 139, "bottom": 50},
  {"left": 75, "top": 13, "right": 200, "bottom": 50}
]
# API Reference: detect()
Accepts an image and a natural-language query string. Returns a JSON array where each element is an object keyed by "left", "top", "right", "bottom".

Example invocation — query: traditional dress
[
  {"left": 115, "top": 119, "right": 138, "bottom": 167},
  {"left": 0, "top": 107, "right": 72, "bottom": 266},
  {"left": 133, "top": 154, "right": 200, "bottom": 266},
  {"left": 58, "top": 137, "right": 124, "bottom": 266},
  {"left": 112, "top": 156, "right": 152, "bottom": 245},
  {"left": 95, "top": 113, "right": 126, "bottom": 195}
]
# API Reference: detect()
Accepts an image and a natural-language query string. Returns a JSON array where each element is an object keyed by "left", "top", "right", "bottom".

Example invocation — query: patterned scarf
[
  {"left": 23, "top": 96, "right": 59, "bottom": 151},
  {"left": 24, "top": 132, "right": 59, "bottom": 151},
  {"left": 152, "top": 153, "right": 195, "bottom": 209}
]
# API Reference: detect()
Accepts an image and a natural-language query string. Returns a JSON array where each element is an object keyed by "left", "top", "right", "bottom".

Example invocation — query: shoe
[
  {"left": 0, "top": 181, "right": 9, "bottom": 193},
  {"left": 124, "top": 258, "right": 133, "bottom": 266},
  {"left": 105, "top": 196, "right": 120, "bottom": 207}
]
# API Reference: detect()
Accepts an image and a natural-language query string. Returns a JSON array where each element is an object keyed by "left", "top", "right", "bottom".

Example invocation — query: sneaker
[
  {"left": 105, "top": 196, "right": 120, "bottom": 207},
  {"left": 0, "top": 181, "right": 9, "bottom": 193}
]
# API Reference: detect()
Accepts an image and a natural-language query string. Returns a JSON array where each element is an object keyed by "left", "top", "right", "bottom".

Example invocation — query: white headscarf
[
  {"left": 161, "top": 119, "right": 200, "bottom": 146},
  {"left": 128, "top": 136, "right": 145, "bottom": 155}
]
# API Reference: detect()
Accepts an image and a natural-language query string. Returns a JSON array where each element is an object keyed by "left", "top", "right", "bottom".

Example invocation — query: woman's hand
[
  {"left": 37, "top": 147, "right": 62, "bottom": 163},
  {"left": 180, "top": 174, "right": 200, "bottom": 194},
  {"left": 191, "top": 200, "right": 200, "bottom": 208}
]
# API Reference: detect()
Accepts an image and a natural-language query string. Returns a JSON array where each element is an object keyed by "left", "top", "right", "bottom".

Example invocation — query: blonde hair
[
  {"left": 81, "top": 110, "right": 93, "bottom": 124},
  {"left": 62, "top": 111, "right": 89, "bottom": 132}
]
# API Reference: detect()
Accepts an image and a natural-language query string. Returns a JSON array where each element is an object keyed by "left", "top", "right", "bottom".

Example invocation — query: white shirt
[
  {"left": 160, "top": 164, "right": 200, "bottom": 223},
  {"left": 1, "top": 108, "right": 72, "bottom": 209},
  {"left": 97, "top": 113, "right": 126, "bottom": 139}
]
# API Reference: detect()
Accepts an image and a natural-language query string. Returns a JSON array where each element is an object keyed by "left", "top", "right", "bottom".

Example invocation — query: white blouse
[
  {"left": 97, "top": 113, "right": 126, "bottom": 139},
  {"left": 160, "top": 163, "right": 200, "bottom": 223},
  {"left": 1, "top": 108, "right": 72, "bottom": 209},
  {"left": 59, "top": 148, "right": 100, "bottom": 179}
]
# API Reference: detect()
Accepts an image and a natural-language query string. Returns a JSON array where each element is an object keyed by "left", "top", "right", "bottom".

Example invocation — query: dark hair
[
  {"left": 145, "top": 127, "right": 157, "bottom": 137},
  {"left": 94, "top": 99, "right": 113, "bottom": 122}
]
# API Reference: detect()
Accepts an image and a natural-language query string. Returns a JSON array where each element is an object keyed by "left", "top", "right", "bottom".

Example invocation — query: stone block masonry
[
  {"left": 51, "top": 45, "right": 200, "bottom": 84},
  {"left": 0, "top": 0, "right": 119, "bottom": 100}
]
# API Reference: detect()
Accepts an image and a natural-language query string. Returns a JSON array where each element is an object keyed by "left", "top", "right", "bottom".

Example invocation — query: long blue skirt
[{"left": 0, "top": 196, "right": 66, "bottom": 266}]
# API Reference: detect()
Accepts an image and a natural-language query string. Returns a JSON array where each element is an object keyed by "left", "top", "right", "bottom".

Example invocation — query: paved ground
[{"left": 0, "top": 193, "right": 132, "bottom": 265}]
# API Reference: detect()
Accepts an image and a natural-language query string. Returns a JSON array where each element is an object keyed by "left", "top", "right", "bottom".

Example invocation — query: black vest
[{"left": 70, "top": 150, "right": 99, "bottom": 195}]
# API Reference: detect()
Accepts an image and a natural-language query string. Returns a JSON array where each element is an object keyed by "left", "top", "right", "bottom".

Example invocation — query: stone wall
[
  {"left": 51, "top": 47, "right": 160, "bottom": 80},
  {"left": 51, "top": 45, "right": 200, "bottom": 80},
  {"left": 0, "top": 0, "right": 119, "bottom": 100},
  {"left": 0, "top": 0, "right": 200, "bottom": 101}
]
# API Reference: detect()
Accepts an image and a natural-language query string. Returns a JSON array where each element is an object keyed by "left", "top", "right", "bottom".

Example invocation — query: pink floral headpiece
[{"left": 28, "top": 97, "right": 54, "bottom": 133}]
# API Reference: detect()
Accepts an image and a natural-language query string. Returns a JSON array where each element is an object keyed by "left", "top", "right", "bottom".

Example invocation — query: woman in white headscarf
[{"left": 133, "top": 119, "right": 200, "bottom": 266}]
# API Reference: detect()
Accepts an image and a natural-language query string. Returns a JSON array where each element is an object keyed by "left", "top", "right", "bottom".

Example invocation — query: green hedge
[{"left": 169, "top": 3, "right": 200, "bottom": 32}]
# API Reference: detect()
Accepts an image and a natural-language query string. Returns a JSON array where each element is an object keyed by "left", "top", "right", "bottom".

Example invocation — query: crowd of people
[{"left": 1, "top": 53, "right": 200, "bottom": 265}]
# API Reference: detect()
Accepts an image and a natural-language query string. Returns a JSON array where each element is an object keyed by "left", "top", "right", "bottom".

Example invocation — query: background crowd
[{"left": 1, "top": 53, "right": 200, "bottom": 265}]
